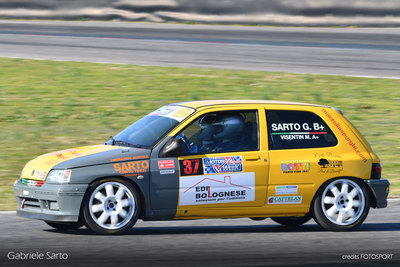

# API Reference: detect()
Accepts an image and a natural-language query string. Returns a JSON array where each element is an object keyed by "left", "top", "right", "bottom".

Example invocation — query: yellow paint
[
  {"left": 21, "top": 145, "right": 119, "bottom": 181},
  {"left": 170, "top": 102, "right": 377, "bottom": 218}
]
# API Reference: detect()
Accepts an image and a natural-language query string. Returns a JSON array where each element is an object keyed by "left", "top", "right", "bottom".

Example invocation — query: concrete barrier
[{"left": 0, "top": 0, "right": 400, "bottom": 26}]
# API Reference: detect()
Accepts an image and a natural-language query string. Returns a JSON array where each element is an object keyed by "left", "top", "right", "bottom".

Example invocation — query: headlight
[{"left": 46, "top": 170, "right": 72, "bottom": 184}]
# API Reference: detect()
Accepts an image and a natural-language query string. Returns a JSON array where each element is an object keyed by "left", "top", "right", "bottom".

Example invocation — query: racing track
[
  {"left": 1, "top": 21, "right": 400, "bottom": 266},
  {"left": 1, "top": 21, "right": 400, "bottom": 78},
  {"left": 0, "top": 200, "right": 399, "bottom": 266}
]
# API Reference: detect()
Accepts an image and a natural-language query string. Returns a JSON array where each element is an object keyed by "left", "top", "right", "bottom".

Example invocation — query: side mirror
[{"left": 159, "top": 137, "right": 183, "bottom": 158}]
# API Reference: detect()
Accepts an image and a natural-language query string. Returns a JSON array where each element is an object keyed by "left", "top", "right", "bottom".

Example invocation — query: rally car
[{"left": 13, "top": 100, "right": 390, "bottom": 234}]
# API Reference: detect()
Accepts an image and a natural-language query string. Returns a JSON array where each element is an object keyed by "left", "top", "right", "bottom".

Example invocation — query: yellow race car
[{"left": 14, "top": 100, "right": 389, "bottom": 234}]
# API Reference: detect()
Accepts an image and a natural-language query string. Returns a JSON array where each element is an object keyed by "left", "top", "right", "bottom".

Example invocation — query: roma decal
[
  {"left": 203, "top": 156, "right": 243, "bottom": 174},
  {"left": 179, "top": 172, "right": 255, "bottom": 206},
  {"left": 113, "top": 160, "right": 149, "bottom": 176},
  {"left": 179, "top": 159, "right": 203, "bottom": 176}
]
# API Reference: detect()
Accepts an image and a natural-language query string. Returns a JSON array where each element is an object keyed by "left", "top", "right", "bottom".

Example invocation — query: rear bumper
[
  {"left": 13, "top": 180, "right": 88, "bottom": 222},
  {"left": 364, "top": 179, "right": 390, "bottom": 208}
]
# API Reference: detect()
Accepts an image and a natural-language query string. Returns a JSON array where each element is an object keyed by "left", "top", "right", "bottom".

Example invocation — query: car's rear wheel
[
  {"left": 45, "top": 221, "right": 84, "bottom": 230},
  {"left": 270, "top": 213, "right": 312, "bottom": 226},
  {"left": 83, "top": 179, "right": 140, "bottom": 235},
  {"left": 249, "top": 217, "right": 267, "bottom": 221},
  {"left": 313, "top": 178, "right": 370, "bottom": 231}
]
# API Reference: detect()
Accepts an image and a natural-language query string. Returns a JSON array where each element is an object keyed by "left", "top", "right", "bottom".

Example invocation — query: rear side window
[{"left": 266, "top": 110, "right": 337, "bottom": 150}]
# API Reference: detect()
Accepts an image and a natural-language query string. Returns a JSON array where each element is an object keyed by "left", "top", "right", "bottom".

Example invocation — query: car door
[
  {"left": 174, "top": 108, "right": 269, "bottom": 217},
  {"left": 265, "top": 107, "right": 340, "bottom": 209}
]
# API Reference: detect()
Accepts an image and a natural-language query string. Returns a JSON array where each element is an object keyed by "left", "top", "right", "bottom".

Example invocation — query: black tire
[
  {"left": 270, "top": 213, "right": 312, "bottom": 226},
  {"left": 249, "top": 217, "right": 267, "bottom": 221},
  {"left": 313, "top": 178, "right": 370, "bottom": 231},
  {"left": 82, "top": 178, "right": 141, "bottom": 235},
  {"left": 45, "top": 221, "right": 84, "bottom": 230}
]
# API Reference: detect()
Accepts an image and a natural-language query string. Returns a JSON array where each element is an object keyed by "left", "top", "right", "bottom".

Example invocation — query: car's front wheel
[
  {"left": 82, "top": 179, "right": 141, "bottom": 234},
  {"left": 45, "top": 221, "right": 84, "bottom": 230},
  {"left": 313, "top": 178, "right": 370, "bottom": 231}
]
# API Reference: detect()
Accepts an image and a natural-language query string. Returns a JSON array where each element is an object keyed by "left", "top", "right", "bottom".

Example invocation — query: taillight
[{"left": 371, "top": 163, "right": 381, "bottom": 179}]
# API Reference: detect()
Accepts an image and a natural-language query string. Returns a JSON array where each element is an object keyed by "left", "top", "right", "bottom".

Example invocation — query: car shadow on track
[{"left": 44, "top": 222, "right": 400, "bottom": 236}]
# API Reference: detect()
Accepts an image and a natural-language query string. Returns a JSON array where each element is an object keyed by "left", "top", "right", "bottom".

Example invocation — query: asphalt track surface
[
  {"left": 0, "top": 200, "right": 399, "bottom": 267},
  {"left": 1, "top": 21, "right": 400, "bottom": 78}
]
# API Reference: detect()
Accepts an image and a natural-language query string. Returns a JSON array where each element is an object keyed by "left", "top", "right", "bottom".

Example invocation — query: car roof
[{"left": 174, "top": 100, "right": 327, "bottom": 109}]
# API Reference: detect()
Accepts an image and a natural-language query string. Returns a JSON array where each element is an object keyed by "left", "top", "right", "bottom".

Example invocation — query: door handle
[{"left": 245, "top": 155, "right": 260, "bottom": 161}]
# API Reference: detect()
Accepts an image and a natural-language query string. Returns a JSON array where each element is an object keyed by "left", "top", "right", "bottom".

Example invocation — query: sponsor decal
[
  {"left": 179, "top": 172, "right": 255, "bottom": 206},
  {"left": 318, "top": 158, "right": 343, "bottom": 173},
  {"left": 275, "top": 185, "right": 298, "bottom": 195},
  {"left": 271, "top": 122, "right": 327, "bottom": 140},
  {"left": 110, "top": 155, "right": 148, "bottom": 162},
  {"left": 158, "top": 160, "right": 175, "bottom": 169},
  {"left": 268, "top": 196, "right": 302, "bottom": 204},
  {"left": 314, "top": 152, "right": 342, "bottom": 159},
  {"left": 281, "top": 160, "right": 310, "bottom": 173},
  {"left": 160, "top": 169, "right": 175, "bottom": 175},
  {"left": 203, "top": 156, "right": 243, "bottom": 174},
  {"left": 179, "top": 159, "right": 204, "bottom": 176},
  {"left": 113, "top": 160, "right": 149, "bottom": 176},
  {"left": 321, "top": 109, "right": 368, "bottom": 163}
]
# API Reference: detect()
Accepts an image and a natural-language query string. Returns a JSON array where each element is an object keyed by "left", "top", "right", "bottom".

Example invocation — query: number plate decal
[{"left": 179, "top": 159, "right": 204, "bottom": 176}]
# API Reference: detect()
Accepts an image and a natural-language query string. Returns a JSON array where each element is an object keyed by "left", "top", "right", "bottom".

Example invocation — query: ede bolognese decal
[{"left": 179, "top": 172, "right": 255, "bottom": 206}]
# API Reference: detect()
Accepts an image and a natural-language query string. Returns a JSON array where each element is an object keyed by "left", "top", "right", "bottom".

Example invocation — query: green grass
[{"left": 0, "top": 57, "right": 399, "bottom": 210}]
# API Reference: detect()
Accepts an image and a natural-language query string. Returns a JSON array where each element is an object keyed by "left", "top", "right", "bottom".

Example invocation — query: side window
[
  {"left": 177, "top": 110, "right": 259, "bottom": 155},
  {"left": 266, "top": 110, "right": 337, "bottom": 150}
]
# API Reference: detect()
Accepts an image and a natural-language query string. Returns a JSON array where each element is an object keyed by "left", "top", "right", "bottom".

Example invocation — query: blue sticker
[{"left": 203, "top": 156, "right": 243, "bottom": 174}]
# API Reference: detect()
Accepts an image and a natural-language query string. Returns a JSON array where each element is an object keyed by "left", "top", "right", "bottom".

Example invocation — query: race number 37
[{"left": 179, "top": 159, "right": 204, "bottom": 176}]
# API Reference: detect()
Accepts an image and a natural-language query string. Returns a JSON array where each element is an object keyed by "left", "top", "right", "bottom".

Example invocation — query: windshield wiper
[
  {"left": 109, "top": 136, "right": 116, "bottom": 145},
  {"left": 107, "top": 136, "right": 141, "bottom": 148},
  {"left": 114, "top": 140, "right": 142, "bottom": 148}
]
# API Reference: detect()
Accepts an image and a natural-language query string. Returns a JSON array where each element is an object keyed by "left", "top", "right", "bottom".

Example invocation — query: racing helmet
[{"left": 212, "top": 114, "right": 244, "bottom": 141}]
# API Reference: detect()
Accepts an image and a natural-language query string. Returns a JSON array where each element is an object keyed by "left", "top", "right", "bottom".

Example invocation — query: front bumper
[
  {"left": 365, "top": 179, "right": 390, "bottom": 208},
  {"left": 13, "top": 180, "right": 88, "bottom": 222}
]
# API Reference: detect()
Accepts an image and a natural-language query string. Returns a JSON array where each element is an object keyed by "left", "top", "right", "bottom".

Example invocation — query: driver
[{"left": 197, "top": 113, "right": 245, "bottom": 153}]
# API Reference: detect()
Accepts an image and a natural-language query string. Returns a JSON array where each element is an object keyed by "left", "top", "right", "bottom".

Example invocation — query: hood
[{"left": 21, "top": 145, "right": 151, "bottom": 181}]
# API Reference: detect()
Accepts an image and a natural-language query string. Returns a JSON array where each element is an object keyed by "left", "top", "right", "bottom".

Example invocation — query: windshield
[{"left": 108, "top": 105, "right": 195, "bottom": 148}]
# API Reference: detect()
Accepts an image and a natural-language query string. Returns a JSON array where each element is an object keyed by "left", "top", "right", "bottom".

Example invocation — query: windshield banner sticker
[
  {"left": 148, "top": 105, "right": 195, "bottom": 122},
  {"left": 179, "top": 172, "right": 255, "bottom": 206},
  {"left": 203, "top": 156, "right": 243, "bottom": 174}
]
